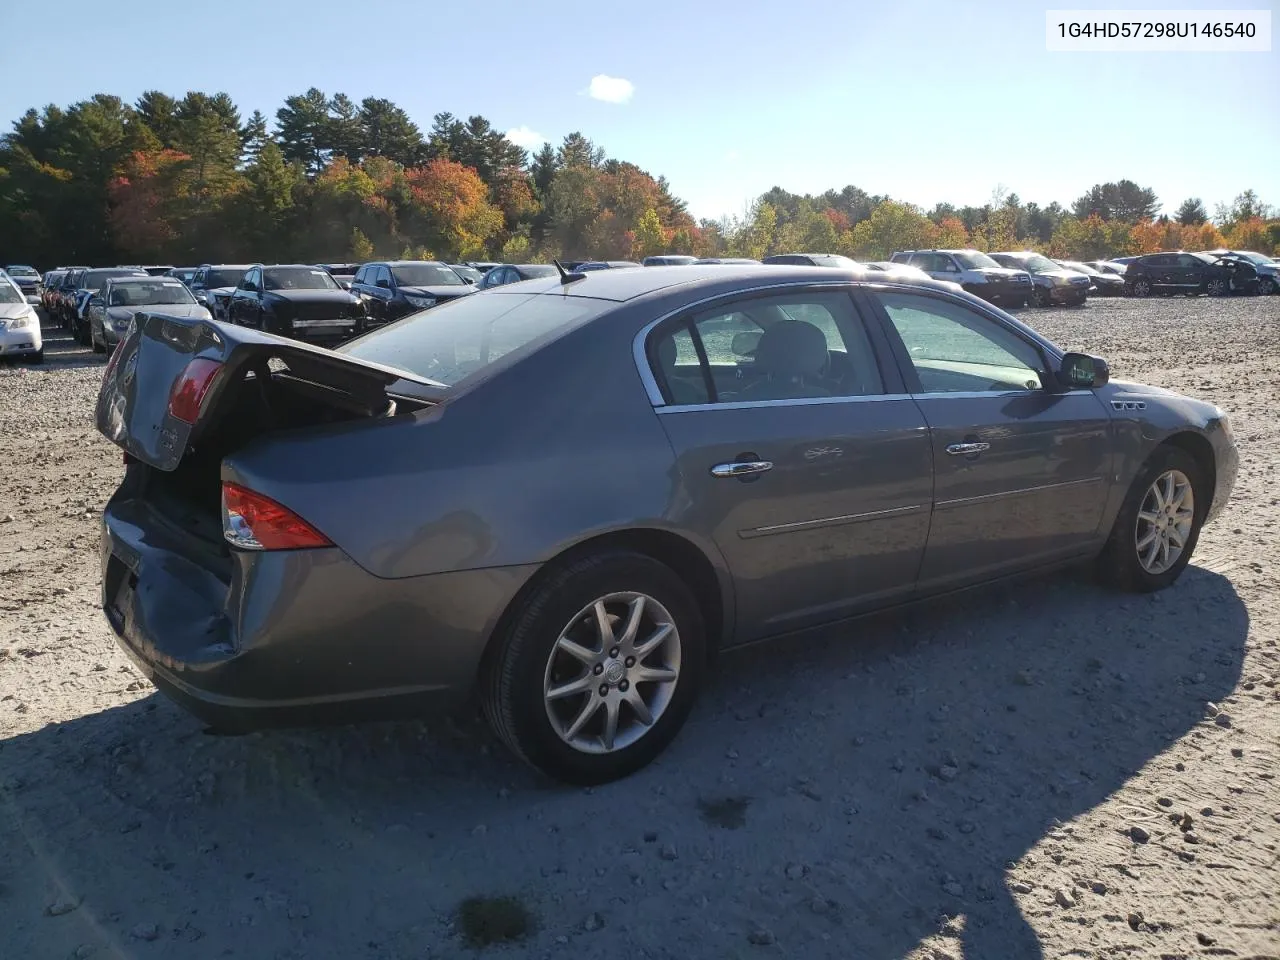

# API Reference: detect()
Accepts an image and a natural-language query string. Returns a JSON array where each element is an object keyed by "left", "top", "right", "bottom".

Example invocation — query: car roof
[
  {"left": 484, "top": 263, "right": 962, "bottom": 304},
  {"left": 382, "top": 260, "right": 449, "bottom": 267}
]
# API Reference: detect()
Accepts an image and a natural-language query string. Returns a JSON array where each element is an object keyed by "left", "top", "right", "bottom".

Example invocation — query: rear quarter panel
[{"left": 223, "top": 302, "right": 717, "bottom": 582}]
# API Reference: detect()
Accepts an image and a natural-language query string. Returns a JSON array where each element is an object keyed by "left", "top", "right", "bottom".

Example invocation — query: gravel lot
[{"left": 2, "top": 298, "right": 1277, "bottom": 960}]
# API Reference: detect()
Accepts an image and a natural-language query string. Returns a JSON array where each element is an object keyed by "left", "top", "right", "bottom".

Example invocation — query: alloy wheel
[
  {"left": 1134, "top": 469, "right": 1195, "bottom": 575},
  {"left": 542, "top": 591, "right": 681, "bottom": 755},
  {"left": 1206, "top": 278, "right": 1227, "bottom": 296},
  {"left": 1132, "top": 279, "right": 1151, "bottom": 297}
]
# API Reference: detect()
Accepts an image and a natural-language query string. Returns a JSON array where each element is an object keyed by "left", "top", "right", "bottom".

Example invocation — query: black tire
[
  {"left": 91, "top": 320, "right": 106, "bottom": 353},
  {"left": 1129, "top": 277, "right": 1152, "bottom": 297},
  {"left": 1257, "top": 277, "right": 1276, "bottom": 296},
  {"left": 482, "top": 549, "right": 706, "bottom": 785},
  {"left": 1095, "top": 446, "right": 1207, "bottom": 593},
  {"left": 29, "top": 349, "right": 43, "bottom": 365},
  {"left": 1032, "top": 286, "right": 1053, "bottom": 307},
  {"left": 1205, "top": 277, "right": 1228, "bottom": 297}
]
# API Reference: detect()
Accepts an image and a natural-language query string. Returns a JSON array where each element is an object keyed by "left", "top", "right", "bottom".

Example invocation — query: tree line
[{"left": 1, "top": 89, "right": 1277, "bottom": 269}]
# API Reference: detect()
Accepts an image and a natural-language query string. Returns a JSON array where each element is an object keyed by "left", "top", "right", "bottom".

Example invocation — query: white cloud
[
  {"left": 586, "top": 74, "right": 635, "bottom": 104},
  {"left": 506, "top": 125, "right": 548, "bottom": 148}
]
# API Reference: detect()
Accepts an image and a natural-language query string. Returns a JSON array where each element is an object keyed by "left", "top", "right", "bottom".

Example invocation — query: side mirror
[
  {"left": 1059, "top": 352, "right": 1109, "bottom": 389},
  {"left": 375, "top": 278, "right": 390, "bottom": 289},
  {"left": 338, "top": 280, "right": 352, "bottom": 290}
]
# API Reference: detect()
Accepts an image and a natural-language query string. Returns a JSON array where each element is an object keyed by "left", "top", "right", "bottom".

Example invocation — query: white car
[
  {"left": 862, "top": 260, "right": 965, "bottom": 294},
  {"left": 0, "top": 276, "right": 43, "bottom": 363}
]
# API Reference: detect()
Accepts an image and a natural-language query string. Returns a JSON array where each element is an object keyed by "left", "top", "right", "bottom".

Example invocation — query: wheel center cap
[{"left": 603, "top": 660, "right": 626, "bottom": 685}]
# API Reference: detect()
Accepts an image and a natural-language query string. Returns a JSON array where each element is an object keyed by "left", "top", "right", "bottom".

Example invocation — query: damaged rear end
[{"left": 96, "top": 312, "right": 445, "bottom": 727}]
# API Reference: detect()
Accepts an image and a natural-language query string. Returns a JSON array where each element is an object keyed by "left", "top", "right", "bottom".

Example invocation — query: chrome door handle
[
  {"left": 711, "top": 460, "right": 774, "bottom": 478},
  {"left": 946, "top": 442, "right": 990, "bottom": 456}
]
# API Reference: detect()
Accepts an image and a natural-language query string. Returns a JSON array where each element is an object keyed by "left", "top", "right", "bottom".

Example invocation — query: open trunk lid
[{"left": 96, "top": 312, "right": 440, "bottom": 472}]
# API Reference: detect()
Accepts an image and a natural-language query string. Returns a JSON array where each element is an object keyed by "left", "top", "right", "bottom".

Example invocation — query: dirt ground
[{"left": 1, "top": 298, "right": 1277, "bottom": 960}]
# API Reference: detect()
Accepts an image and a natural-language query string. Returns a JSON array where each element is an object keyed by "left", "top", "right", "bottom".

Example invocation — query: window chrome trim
[
  {"left": 934, "top": 476, "right": 1103, "bottom": 510},
  {"left": 740, "top": 503, "right": 926, "bottom": 539},
  {"left": 632, "top": 278, "right": 1067, "bottom": 410},
  {"left": 657, "top": 393, "right": 915, "bottom": 414}
]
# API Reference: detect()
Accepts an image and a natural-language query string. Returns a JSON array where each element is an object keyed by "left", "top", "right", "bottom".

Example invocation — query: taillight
[
  {"left": 168, "top": 358, "right": 223, "bottom": 425},
  {"left": 102, "top": 337, "right": 126, "bottom": 383},
  {"left": 221, "top": 482, "right": 332, "bottom": 551}
]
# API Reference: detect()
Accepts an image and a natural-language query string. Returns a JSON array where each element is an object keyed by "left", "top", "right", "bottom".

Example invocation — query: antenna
[{"left": 553, "top": 259, "right": 586, "bottom": 285}]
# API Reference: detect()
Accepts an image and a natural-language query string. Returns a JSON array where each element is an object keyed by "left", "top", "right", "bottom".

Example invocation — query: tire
[
  {"left": 1032, "top": 286, "right": 1053, "bottom": 307},
  {"left": 29, "top": 349, "right": 43, "bottom": 365},
  {"left": 482, "top": 549, "right": 706, "bottom": 785},
  {"left": 1129, "top": 277, "right": 1152, "bottom": 297},
  {"left": 90, "top": 320, "right": 106, "bottom": 353},
  {"left": 1205, "top": 277, "right": 1228, "bottom": 297},
  {"left": 1095, "top": 446, "right": 1207, "bottom": 593},
  {"left": 1257, "top": 277, "right": 1276, "bottom": 296}
]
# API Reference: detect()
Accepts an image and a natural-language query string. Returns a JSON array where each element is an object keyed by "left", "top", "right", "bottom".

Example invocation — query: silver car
[
  {"left": 96, "top": 265, "right": 1238, "bottom": 784},
  {"left": 86, "top": 276, "right": 212, "bottom": 352}
]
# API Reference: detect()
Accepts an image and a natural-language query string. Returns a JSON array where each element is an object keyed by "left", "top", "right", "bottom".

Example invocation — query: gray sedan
[
  {"left": 86, "top": 276, "right": 212, "bottom": 352},
  {"left": 95, "top": 265, "right": 1238, "bottom": 784}
]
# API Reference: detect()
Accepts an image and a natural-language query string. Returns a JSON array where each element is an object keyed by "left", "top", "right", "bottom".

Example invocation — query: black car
[
  {"left": 1055, "top": 260, "right": 1126, "bottom": 296},
  {"left": 166, "top": 266, "right": 199, "bottom": 285},
  {"left": 4, "top": 265, "right": 43, "bottom": 303},
  {"left": 1124, "top": 252, "right": 1256, "bottom": 298},
  {"left": 190, "top": 264, "right": 252, "bottom": 320},
  {"left": 477, "top": 263, "right": 560, "bottom": 289},
  {"left": 227, "top": 264, "right": 366, "bottom": 343},
  {"left": 762, "top": 253, "right": 859, "bottom": 268},
  {"left": 577, "top": 261, "right": 641, "bottom": 271},
  {"left": 350, "top": 260, "right": 476, "bottom": 326},
  {"left": 319, "top": 263, "right": 360, "bottom": 290}
]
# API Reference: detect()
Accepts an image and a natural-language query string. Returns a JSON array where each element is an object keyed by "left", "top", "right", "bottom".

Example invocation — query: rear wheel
[
  {"left": 482, "top": 550, "right": 706, "bottom": 785},
  {"left": 1096, "top": 446, "right": 1206, "bottom": 592},
  {"left": 1205, "top": 277, "right": 1228, "bottom": 296},
  {"left": 1129, "top": 277, "right": 1152, "bottom": 297}
]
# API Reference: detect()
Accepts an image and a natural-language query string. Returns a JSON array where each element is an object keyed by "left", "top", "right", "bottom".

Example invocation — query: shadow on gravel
[{"left": 0, "top": 566, "right": 1247, "bottom": 959}]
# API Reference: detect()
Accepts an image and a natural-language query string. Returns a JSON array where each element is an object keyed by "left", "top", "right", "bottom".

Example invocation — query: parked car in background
[
  {"left": 86, "top": 276, "right": 212, "bottom": 353},
  {"left": 1110, "top": 256, "right": 1139, "bottom": 265},
  {"left": 578, "top": 261, "right": 642, "bottom": 271},
  {"left": 319, "top": 263, "right": 360, "bottom": 290},
  {"left": 1085, "top": 260, "right": 1128, "bottom": 277},
  {"left": 448, "top": 264, "right": 483, "bottom": 285},
  {"left": 463, "top": 261, "right": 501, "bottom": 274},
  {"left": 70, "top": 267, "right": 150, "bottom": 343},
  {"left": 52, "top": 268, "right": 88, "bottom": 325},
  {"left": 95, "top": 263, "right": 1238, "bottom": 784},
  {"left": 5, "top": 265, "right": 43, "bottom": 304},
  {"left": 1205, "top": 250, "right": 1278, "bottom": 295},
  {"left": 890, "top": 249, "right": 1033, "bottom": 306},
  {"left": 41, "top": 270, "right": 67, "bottom": 311},
  {"left": 477, "top": 263, "right": 560, "bottom": 289},
  {"left": 1123, "top": 252, "right": 1254, "bottom": 297},
  {"left": 642, "top": 255, "right": 698, "bottom": 266},
  {"left": 227, "top": 264, "right": 366, "bottom": 343},
  {"left": 140, "top": 265, "right": 174, "bottom": 277},
  {"left": 351, "top": 260, "right": 476, "bottom": 326},
  {"left": 1054, "top": 260, "right": 1126, "bottom": 296},
  {"left": 762, "top": 253, "right": 860, "bottom": 268},
  {"left": 693, "top": 258, "right": 761, "bottom": 265},
  {"left": 166, "top": 266, "right": 199, "bottom": 285},
  {"left": 990, "top": 252, "right": 1091, "bottom": 306},
  {"left": 190, "top": 264, "right": 252, "bottom": 320},
  {"left": 0, "top": 275, "right": 43, "bottom": 363}
]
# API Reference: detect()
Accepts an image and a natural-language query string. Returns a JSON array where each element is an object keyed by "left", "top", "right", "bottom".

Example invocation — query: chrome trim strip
[
  {"left": 741, "top": 503, "right": 926, "bottom": 539},
  {"left": 657, "top": 393, "right": 916, "bottom": 414},
  {"left": 935, "top": 476, "right": 1103, "bottom": 510}
]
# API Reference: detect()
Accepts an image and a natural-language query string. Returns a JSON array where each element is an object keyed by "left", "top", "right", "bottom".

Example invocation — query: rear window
[{"left": 339, "top": 292, "right": 609, "bottom": 387}]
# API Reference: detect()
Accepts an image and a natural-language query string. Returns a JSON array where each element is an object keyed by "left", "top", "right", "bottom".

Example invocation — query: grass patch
[
  {"left": 456, "top": 894, "right": 535, "bottom": 948},
  {"left": 697, "top": 795, "right": 751, "bottom": 829}
]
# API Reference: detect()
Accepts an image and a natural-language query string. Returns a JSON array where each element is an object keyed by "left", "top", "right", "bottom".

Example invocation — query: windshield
[
  {"left": 6, "top": 265, "right": 38, "bottom": 277},
  {"left": 83, "top": 269, "right": 145, "bottom": 291},
  {"left": 1227, "top": 251, "right": 1272, "bottom": 266},
  {"left": 1061, "top": 261, "right": 1093, "bottom": 273},
  {"left": 811, "top": 255, "right": 859, "bottom": 268},
  {"left": 206, "top": 268, "right": 247, "bottom": 288},
  {"left": 109, "top": 281, "right": 197, "bottom": 306},
  {"left": 450, "top": 265, "right": 482, "bottom": 283},
  {"left": 340, "top": 291, "right": 608, "bottom": 386},
  {"left": 0, "top": 283, "right": 24, "bottom": 304},
  {"left": 517, "top": 265, "right": 558, "bottom": 279},
  {"left": 1022, "top": 255, "right": 1060, "bottom": 273},
  {"left": 953, "top": 251, "right": 1001, "bottom": 269},
  {"left": 391, "top": 263, "right": 465, "bottom": 287},
  {"left": 263, "top": 267, "right": 341, "bottom": 291}
]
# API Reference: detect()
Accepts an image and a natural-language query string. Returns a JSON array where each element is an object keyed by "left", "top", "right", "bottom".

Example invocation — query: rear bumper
[{"left": 99, "top": 490, "right": 538, "bottom": 730}]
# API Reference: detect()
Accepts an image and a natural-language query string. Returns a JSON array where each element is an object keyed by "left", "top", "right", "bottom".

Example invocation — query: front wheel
[
  {"left": 1129, "top": 278, "right": 1152, "bottom": 297},
  {"left": 90, "top": 319, "right": 106, "bottom": 353},
  {"left": 1032, "top": 286, "right": 1053, "bottom": 307},
  {"left": 482, "top": 550, "right": 706, "bottom": 785},
  {"left": 1205, "top": 277, "right": 1228, "bottom": 296},
  {"left": 1257, "top": 276, "right": 1276, "bottom": 296},
  {"left": 1096, "top": 446, "right": 1206, "bottom": 592}
]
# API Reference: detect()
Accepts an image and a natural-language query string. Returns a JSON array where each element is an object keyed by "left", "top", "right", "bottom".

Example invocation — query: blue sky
[{"left": 5, "top": 0, "right": 1277, "bottom": 221}]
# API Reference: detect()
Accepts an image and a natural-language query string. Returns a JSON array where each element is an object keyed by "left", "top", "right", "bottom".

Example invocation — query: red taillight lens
[
  {"left": 221, "top": 482, "right": 332, "bottom": 551},
  {"left": 168, "top": 358, "right": 223, "bottom": 425}
]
